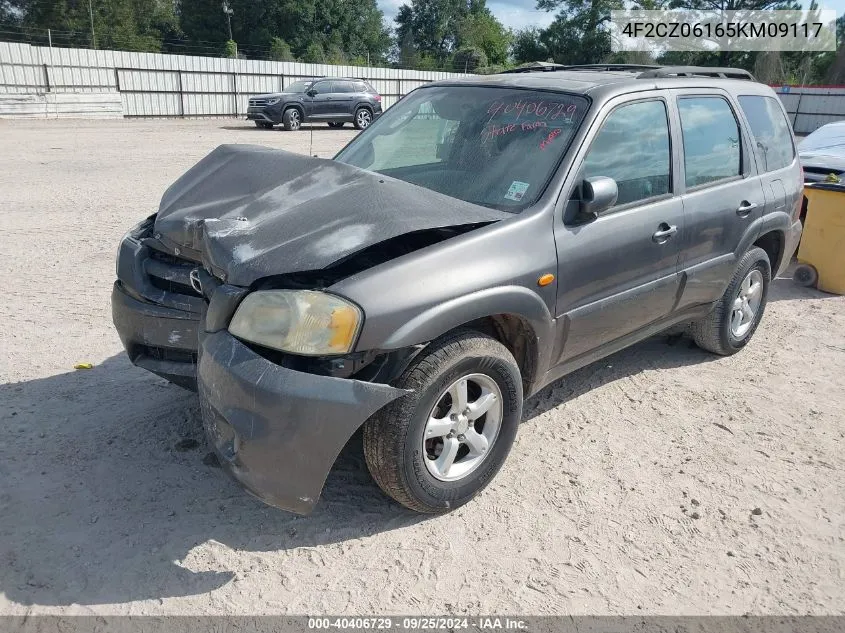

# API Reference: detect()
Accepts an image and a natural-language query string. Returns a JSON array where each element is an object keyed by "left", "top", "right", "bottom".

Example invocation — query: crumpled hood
[{"left": 154, "top": 145, "right": 509, "bottom": 287}]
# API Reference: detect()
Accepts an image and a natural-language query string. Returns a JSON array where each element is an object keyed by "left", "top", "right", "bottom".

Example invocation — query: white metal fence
[
  {"left": 773, "top": 85, "right": 845, "bottom": 135},
  {"left": 0, "top": 41, "right": 469, "bottom": 117}
]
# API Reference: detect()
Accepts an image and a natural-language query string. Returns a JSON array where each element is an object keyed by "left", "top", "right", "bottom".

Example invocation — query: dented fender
[{"left": 198, "top": 330, "right": 408, "bottom": 514}]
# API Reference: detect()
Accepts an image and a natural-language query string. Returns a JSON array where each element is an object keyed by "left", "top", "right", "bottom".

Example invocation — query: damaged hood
[{"left": 154, "top": 145, "right": 509, "bottom": 287}]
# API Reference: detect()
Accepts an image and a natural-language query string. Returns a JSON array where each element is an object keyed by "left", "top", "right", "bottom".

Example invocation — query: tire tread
[{"left": 363, "top": 329, "right": 519, "bottom": 513}]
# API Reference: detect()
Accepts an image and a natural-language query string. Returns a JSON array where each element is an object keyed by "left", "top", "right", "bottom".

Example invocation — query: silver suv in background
[
  {"left": 114, "top": 64, "right": 803, "bottom": 515},
  {"left": 247, "top": 77, "right": 382, "bottom": 131}
]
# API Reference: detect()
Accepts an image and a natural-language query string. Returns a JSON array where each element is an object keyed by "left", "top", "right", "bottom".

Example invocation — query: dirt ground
[{"left": 0, "top": 118, "right": 843, "bottom": 617}]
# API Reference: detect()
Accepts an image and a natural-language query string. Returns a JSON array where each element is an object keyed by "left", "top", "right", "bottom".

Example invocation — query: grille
[
  {"left": 145, "top": 248, "right": 203, "bottom": 298},
  {"left": 249, "top": 98, "right": 268, "bottom": 107}
]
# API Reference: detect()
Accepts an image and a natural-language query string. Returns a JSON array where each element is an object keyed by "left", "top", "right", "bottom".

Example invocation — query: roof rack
[
  {"left": 499, "top": 63, "right": 756, "bottom": 82},
  {"left": 560, "top": 64, "right": 661, "bottom": 73},
  {"left": 637, "top": 66, "right": 756, "bottom": 81},
  {"left": 500, "top": 62, "right": 569, "bottom": 73}
]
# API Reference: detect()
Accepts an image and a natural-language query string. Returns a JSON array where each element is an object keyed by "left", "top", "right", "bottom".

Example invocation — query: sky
[{"left": 377, "top": 0, "right": 845, "bottom": 32}]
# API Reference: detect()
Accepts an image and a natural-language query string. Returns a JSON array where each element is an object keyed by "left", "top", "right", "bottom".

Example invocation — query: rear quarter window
[{"left": 738, "top": 95, "right": 795, "bottom": 172}]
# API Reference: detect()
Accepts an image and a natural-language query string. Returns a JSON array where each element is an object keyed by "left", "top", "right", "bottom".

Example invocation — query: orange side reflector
[{"left": 538, "top": 274, "right": 555, "bottom": 287}]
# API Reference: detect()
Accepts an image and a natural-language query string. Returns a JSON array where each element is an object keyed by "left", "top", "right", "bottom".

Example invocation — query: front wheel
[
  {"left": 692, "top": 246, "right": 771, "bottom": 356},
  {"left": 353, "top": 107, "right": 373, "bottom": 130},
  {"left": 282, "top": 108, "right": 302, "bottom": 131},
  {"left": 363, "top": 329, "right": 523, "bottom": 513}
]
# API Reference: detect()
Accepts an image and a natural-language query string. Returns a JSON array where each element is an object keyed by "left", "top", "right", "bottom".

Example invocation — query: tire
[
  {"left": 328, "top": 122, "right": 345, "bottom": 128},
  {"left": 363, "top": 329, "right": 523, "bottom": 514},
  {"left": 254, "top": 121, "right": 273, "bottom": 129},
  {"left": 793, "top": 264, "right": 818, "bottom": 288},
  {"left": 692, "top": 246, "right": 771, "bottom": 356},
  {"left": 282, "top": 107, "right": 302, "bottom": 131},
  {"left": 353, "top": 107, "right": 373, "bottom": 130}
]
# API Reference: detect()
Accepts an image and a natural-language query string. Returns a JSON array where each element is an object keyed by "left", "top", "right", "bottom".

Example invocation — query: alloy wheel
[
  {"left": 422, "top": 373, "right": 503, "bottom": 482},
  {"left": 730, "top": 269, "right": 764, "bottom": 338}
]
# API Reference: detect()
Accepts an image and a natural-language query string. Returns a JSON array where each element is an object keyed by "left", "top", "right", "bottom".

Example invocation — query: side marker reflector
[{"left": 538, "top": 274, "right": 555, "bottom": 287}]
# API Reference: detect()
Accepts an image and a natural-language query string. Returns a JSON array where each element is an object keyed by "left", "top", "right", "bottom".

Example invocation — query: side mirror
[
  {"left": 580, "top": 176, "right": 618, "bottom": 216},
  {"left": 306, "top": 89, "right": 317, "bottom": 97}
]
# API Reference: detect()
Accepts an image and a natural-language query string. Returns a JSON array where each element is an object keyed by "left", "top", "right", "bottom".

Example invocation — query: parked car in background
[
  {"left": 799, "top": 120, "right": 845, "bottom": 184},
  {"left": 114, "top": 64, "right": 803, "bottom": 516},
  {"left": 247, "top": 77, "right": 382, "bottom": 131}
]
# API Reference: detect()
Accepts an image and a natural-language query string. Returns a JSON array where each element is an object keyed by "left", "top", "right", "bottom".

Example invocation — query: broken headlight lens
[{"left": 228, "top": 290, "right": 362, "bottom": 356}]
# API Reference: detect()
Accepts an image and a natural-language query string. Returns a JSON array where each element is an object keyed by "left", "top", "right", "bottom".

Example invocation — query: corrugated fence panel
[
  {"left": 182, "top": 71, "right": 231, "bottom": 93},
  {"left": 774, "top": 85, "right": 845, "bottom": 133}
]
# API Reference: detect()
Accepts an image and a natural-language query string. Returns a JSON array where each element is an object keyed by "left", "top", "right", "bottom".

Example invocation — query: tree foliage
[
  {"left": 3, "top": 0, "right": 391, "bottom": 61},
  {"left": 394, "top": 0, "right": 509, "bottom": 69}
]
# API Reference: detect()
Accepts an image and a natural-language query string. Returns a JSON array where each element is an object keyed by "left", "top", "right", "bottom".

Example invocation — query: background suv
[{"left": 247, "top": 77, "right": 382, "bottom": 131}]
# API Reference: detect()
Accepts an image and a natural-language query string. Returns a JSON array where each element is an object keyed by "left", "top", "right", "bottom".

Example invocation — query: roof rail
[
  {"left": 637, "top": 66, "right": 756, "bottom": 81},
  {"left": 498, "top": 63, "right": 756, "bottom": 82},
  {"left": 500, "top": 62, "right": 569, "bottom": 73},
  {"left": 559, "top": 64, "right": 661, "bottom": 73}
]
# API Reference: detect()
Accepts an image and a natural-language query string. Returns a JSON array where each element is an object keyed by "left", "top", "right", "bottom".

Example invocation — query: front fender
[{"left": 383, "top": 284, "right": 554, "bottom": 356}]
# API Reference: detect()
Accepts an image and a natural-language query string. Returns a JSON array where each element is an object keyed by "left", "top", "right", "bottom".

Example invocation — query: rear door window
[
  {"left": 581, "top": 99, "right": 671, "bottom": 207},
  {"left": 678, "top": 96, "right": 742, "bottom": 188},
  {"left": 738, "top": 95, "right": 795, "bottom": 172},
  {"left": 334, "top": 81, "right": 355, "bottom": 93}
]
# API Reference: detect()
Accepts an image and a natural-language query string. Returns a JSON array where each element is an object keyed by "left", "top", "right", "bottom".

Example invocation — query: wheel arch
[
  {"left": 754, "top": 230, "right": 785, "bottom": 275},
  {"left": 283, "top": 102, "right": 305, "bottom": 119},
  {"left": 373, "top": 286, "right": 555, "bottom": 397},
  {"left": 462, "top": 314, "right": 539, "bottom": 398}
]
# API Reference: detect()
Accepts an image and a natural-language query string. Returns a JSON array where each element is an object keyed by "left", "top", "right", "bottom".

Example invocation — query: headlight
[
  {"left": 266, "top": 97, "right": 281, "bottom": 106},
  {"left": 229, "top": 290, "right": 362, "bottom": 356}
]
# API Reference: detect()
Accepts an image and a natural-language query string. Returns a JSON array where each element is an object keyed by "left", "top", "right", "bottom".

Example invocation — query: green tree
[
  {"left": 535, "top": 0, "right": 623, "bottom": 65},
  {"left": 178, "top": 0, "right": 389, "bottom": 62},
  {"left": 302, "top": 41, "right": 325, "bottom": 63},
  {"left": 511, "top": 27, "right": 550, "bottom": 64},
  {"left": 455, "top": 9, "right": 509, "bottom": 65},
  {"left": 224, "top": 39, "right": 238, "bottom": 58},
  {"left": 395, "top": 0, "right": 491, "bottom": 65},
  {"left": 452, "top": 45, "right": 487, "bottom": 72},
  {"left": 9, "top": 0, "right": 180, "bottom": 51},
  {"left": 269, "top": 36, "right": 295, "bottom": 61}
]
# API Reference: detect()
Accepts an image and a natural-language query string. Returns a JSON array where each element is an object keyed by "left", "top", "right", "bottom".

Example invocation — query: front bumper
[
  {"left": 246, "top": 105, "right": 281, "bottom": 123},
  {"left": 198, "top": 330, "right": 407, "bottom": 514},
  {"left": 112, "top": 282, "right": 199, "bottom": 389},
  {"left": 112, "top": 225, "right": 204, "bottom": 389}
]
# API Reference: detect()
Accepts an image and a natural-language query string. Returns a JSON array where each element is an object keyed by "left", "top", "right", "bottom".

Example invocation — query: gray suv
[
  {"left": 247, "top": 77, "right": 382, "bottom": 131},
  {"left": 113, "top": 65, "right": 803, "bottom": 515}
]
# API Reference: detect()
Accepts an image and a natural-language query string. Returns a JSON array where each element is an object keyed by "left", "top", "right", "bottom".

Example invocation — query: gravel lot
[{"left": 0, "top": 118, "right": 843, "bottom": 617}]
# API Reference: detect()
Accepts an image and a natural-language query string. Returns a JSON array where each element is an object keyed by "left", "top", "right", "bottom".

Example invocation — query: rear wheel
[
  {"left": 363, "top": 329, "right": 522, "bottom": 513},
  {"left": 354, "top": 107, "right": 373, "bottom": 130},
  {"left": 282, "top": 108, "right": 302, "bottom": 131},
  {"left": 692, "top": 247, "right": 771, "bottom": 356}
]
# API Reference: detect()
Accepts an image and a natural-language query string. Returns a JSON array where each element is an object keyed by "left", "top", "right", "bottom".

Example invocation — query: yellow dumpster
[{"left": 794, "top": 182, "right": 845, "bottom": 295}]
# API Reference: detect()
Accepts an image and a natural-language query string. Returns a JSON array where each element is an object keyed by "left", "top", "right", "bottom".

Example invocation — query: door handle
[
  {"left": 736, "top": 201, "right": 758, "bottom": 217},
  {"left": 652, "top": 223, "right": 678, "bottom": 243}
]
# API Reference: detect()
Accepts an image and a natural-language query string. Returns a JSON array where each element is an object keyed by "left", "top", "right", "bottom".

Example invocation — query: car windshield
[
  {"left": 285, "top": 80, "right": 312, "bottom": 93},
  {"left": 335, "top": 86, "right": 589, "bottom": 211}
]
